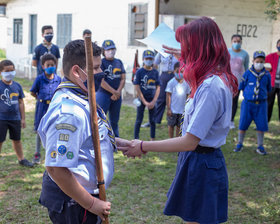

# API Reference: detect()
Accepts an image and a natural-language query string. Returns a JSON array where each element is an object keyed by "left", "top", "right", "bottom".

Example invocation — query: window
[
  {"left": 128, "top": 4, "right": 148, "bottom": 46},
  {"left": 57, "top": 14, "right": 72, "bottom": 48},
  {"left": 13, "top": 19, "right": 23, "bottom": 44},
  {"left": 0, "top": 4, "right": 6, "bottom": 16}
]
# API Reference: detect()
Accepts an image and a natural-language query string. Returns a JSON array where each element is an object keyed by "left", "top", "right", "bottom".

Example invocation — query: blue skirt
[{"left": 164, "top": 148, "right": 228, "bottom": 224}]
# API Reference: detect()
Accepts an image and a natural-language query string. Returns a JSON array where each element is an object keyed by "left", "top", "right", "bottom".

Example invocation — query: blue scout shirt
[
  {"left": 133, "top": 67, "right": 160, "bottom": 100},
  {"left": 0, "top": 80, "right": 25, "bottom": 120},
  {"left": 239, "top": 66, "right": 271, "bottom": 101},
  {"left": 38, "top": 88, "right": 115, "bottom": 194},
  {"left": 33, "top": 43, "right": 60, "bottom": 75},
  {"left": 182, "top": 75, "right": 232, "bottom": 148},
  {"left": 99, "top": 58, "right": 126, "bottom": 94}
]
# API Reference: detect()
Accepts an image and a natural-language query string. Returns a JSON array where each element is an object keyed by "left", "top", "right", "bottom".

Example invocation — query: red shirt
[{"left": 265, "top": 52, "right": 279, "bottom": 87}]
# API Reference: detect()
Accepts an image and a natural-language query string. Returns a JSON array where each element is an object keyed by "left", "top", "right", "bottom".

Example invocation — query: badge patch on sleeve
[
  {"left": 59, "top": 133, "right": 69, "bottom": 142},
  {"left": 58, "top": 145, "right": 67, "bottom": 155},
  {"left": 66, "top": 151, "right": 74, "bottom": 159},
  {"left": 55, "top": 123, "right": 77, "bottom": 132},
  {"left": 50, "top": 151, "right": 57, "bottom": 159}
]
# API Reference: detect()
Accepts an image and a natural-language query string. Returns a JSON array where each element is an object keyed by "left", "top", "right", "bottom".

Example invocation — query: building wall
[{"left": 0, "top": 17, "right": 7, "bottom": 50}]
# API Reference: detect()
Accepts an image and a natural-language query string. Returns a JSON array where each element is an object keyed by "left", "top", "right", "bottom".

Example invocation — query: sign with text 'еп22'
[{"left": 137, "top": 22, "right": 181, "bottom": 58}]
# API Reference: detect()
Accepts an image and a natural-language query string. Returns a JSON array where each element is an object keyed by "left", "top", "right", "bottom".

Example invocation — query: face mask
[
  {"left": 45, "top": 66, "right": 56, "bottom": 75},
  {"left": 44, "top": 34, "right": 53, "bottom": 43},
  {"left": 1, "top": 71, "right": 16, "bottom": 82},
  {"left": 174, "top": 72, "right": 183, "bottom": 80},
  {"left": 104, "top": 49, "right": 116, "bottom": 59},
  {"left": 277, "top": 46, "right": 280, "bottom": 52},
  {"left": 254, "top": 63, "right": 264, "bottom": 71},
  {"left": 232, "top": 43, "right": 241, "bottom": 50},
  {"left": 144, "top": 59, "right": 153, "bottom": 67}
]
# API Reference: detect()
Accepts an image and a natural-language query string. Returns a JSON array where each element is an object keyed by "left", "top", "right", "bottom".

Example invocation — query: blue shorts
[{"left": 239, "top": 100, "right": 268, "bottom": 132}]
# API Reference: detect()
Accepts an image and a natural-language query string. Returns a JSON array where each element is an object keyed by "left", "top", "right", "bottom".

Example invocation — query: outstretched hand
[
  {"left": 162, "top": 45, "right": 181, "bottom": 61},
  {"left": 118, "top": 139, "right": 143, "bottom": 158}
]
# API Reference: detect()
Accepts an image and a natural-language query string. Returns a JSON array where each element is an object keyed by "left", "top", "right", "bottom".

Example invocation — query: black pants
[
  {"left": 231, "top": 90, "right": 240, "bottom": 122},
  {"left": 267, "top": 87, "right": 280, "bottom": 122}
]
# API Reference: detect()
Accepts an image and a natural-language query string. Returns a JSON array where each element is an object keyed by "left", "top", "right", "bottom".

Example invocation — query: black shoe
[
  {"left": 19, "top": 159, "right": 34, "bottom": 167},
  {"left": 32, "top": 152, "right": 41, "bottom": 164}
]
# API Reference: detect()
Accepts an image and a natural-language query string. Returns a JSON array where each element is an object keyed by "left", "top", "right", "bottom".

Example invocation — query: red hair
[{"left": 175, "top": 17, "right": 238, "bottom": 98}]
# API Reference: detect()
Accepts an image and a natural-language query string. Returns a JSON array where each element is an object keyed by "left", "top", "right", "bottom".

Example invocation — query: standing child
[
  {"left": 133, "top": 50, "right": 160, "bottom": 140},
  {"left": 30, "top": 54, "right": 61, "bottom": 164},
  {"left": 0, "top": 60, "right": 33, "bottom": 167},
  {"left": 96, "top": 40, "right": 126, "bottom": 137},
  {"left": 166, "top": 62, "right": 191, "bottom": 138},
  {"left": 234, "top": 51, "right": 271, "bottom": 155}
]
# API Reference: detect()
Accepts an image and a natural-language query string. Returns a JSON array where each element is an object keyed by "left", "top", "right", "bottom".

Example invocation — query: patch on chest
[
  {"left": 59, "top": 133, "right": 69, "bottom": 142},
  {"left": 55, "top": 123, "right": 77, "bottom": 132}
]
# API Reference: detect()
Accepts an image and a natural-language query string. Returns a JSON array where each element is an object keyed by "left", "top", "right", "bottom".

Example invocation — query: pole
[
  {"left": 84, "top": 36, "right": 109, "bottom": 224},
  {"left": 155, "top": 0, "right": 160, "bottom": 28}
]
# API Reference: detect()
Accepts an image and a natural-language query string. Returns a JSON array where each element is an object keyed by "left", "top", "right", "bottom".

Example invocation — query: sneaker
[
  {"left": 32, "top": 153, "right": 41, "bottom": 164},
  {"left": 19, "top": 159, "right": 34, "bottom": 167},
  {"left": 230, "top": 121, "right": 235, "bottom": 129},
  {"left": 256, "top": 146, "right": 267, "bottom": 155},
  {"left": 141, "top": 122, "right": 150, "bottom": 128},
  {"left": 233, "top": 143, "right": 243, "bottom": 152}
]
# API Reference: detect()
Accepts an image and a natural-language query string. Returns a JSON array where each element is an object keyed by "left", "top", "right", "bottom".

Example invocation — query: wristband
[
  {"left": 140, "top": 141, "right": 147, "bottom": 154},
  {"left": 87, "top": 198, "right": 95, "bottom": 211}
]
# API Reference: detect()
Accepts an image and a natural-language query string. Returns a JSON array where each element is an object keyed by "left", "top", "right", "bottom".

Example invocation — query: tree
[{"left": 265, "top": 0, "right": 280, "bottom": 20}]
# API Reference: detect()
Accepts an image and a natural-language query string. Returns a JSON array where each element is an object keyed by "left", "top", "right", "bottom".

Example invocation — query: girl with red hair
[{"left": 120, "top": 17, "right": 238, "bottom": 224}]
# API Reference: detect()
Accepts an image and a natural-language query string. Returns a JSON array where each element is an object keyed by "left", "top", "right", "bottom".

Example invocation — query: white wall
[{"left": 0, "top": 17, "right": 7, "bottom": 50}]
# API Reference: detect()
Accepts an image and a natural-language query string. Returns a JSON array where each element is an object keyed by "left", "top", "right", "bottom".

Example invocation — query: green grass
[{"left": 0, "top": 77, "right": 280, "bottom": 223}]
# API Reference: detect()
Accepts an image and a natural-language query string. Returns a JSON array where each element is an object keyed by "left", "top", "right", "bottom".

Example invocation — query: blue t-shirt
[
  {"left": 0, "top": 80, "right": 25, "bottom": 120},
  {"left": 239, "top": 66, "right": 272, "bottom": 101},
  {"left": 99, "top": 58, "right": 126, "bottom": 94},
  {"left": 33, "top": 43, "right": 60, "bottom": 75},
  {"left": 30, "top": 73, "right": 61, "bottom": 100},
  {"left": 134, "top": 67, "right": 160, "bottom": 100}
]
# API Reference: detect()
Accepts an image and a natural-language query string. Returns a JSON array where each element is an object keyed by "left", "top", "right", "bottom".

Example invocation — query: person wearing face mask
[
  {"left": 234, "top": 51, "right": 271, "bottom": 155},
  {"left": 30, "top": 54, "right": 61, "bottom": 164},
  {"left": 133, "top": 50, "right": 160, "bottom": 140},
  {"left": 165, "top": 62, "right": 191, "bottom": 138},
  {"left": 32, "top": 25, "right": 60, "bottom": 76},
  {"left": 265, "top": 39, "right": 280, "bottom": 122},
  {"left": 0, "top": 60, "right": 34, "bottom": 167},
  {"left": 96, "top": 40, "right": 126, "bottom": 137},
  {"left": 228, "top": 34, "right": 249, "bottom": 129}
]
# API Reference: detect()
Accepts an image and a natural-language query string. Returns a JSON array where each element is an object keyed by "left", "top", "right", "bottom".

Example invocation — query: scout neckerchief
[
  {"left": 42, "top": 42, "right": 53, "bottom": 53},
  {"left": 249, "top": 67, "right": 266, "bottom": 100},
  {"left": 56, "top": 78, "right": 116, "bottom": 149}
]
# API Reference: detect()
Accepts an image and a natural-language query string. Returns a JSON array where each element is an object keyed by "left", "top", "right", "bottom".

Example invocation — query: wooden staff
[{"left": 84, "top": 36, "right": 109, "bottom": 224}]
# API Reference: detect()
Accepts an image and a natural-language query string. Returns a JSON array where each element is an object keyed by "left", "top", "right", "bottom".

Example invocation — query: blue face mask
[
  {"left": 144, "top": 59, "right": 153, "bottom": 67},
  {"left": 232, "top": 43, "right": 241, "bottom": 50},
  {"left": 45, "top": 66, "right": 56, "bottom": 75},
  {"left": 174, "top": 72, "right": 183, "bottom": 80},
  {"left": 44, "top": 34, "right": 53, "bottom": 43},
  {"left": 277, "top": 46, "right": 280, "bottom": 52}
]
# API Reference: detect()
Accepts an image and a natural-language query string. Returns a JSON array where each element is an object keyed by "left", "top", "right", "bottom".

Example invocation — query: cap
[
  {"left": 102, "top": 40, "right": 116, "bottom": 50},
  {"left": 253, "top": 51, "right": 265, "bottom": 59},
  {"left": 143, "top": 50, "right": 155, "bottom": 59}
]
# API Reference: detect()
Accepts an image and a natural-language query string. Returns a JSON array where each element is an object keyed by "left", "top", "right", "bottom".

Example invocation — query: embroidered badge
[
  {"left": 59, "top": 133, "right": 69, "bottom": 142},
  {"left": 55, "top": 123, "right": 77, "bottom": 132},
  {"left": 58, "top": 145, "right": 67, "bottom": 155},
  {"left": 66, "top": 151, "right": 74, "bottom": 159},
  {"left": 50, "top": 151, "right": 57, "bottom": 159}
]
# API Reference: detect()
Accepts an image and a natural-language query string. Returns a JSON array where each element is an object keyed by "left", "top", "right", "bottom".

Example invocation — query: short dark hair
[
  {"left": 174, "top": 62, "right": 180, "bottom": 71},
  {"left": 41, "top": 53, "right": 57, "bottom": 66},
  {"left": 42, "top": 25, "right": 53, "bottom": 34},
  {"left": 277, "top": 39, "right": 280, "bottom": 45},
  {"left": 83, "top": 29, "right": 92, "bottom": 36},
  {"left": 0, "top": 59, "right": 14, "bottom": 72},
  {"left": 63, "top": 39, "right": 101, "bottom": 77},
  {"left": 231, "top": 34, "right": 242, "bottom": 41}
]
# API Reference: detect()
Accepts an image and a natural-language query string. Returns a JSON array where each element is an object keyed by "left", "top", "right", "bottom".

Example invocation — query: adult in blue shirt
[
  {"left": 32, "top": 25, "right": 60, "bottom": 76},
  {"left": 96, "top": 40, "right": 126, "bottom": 137}
]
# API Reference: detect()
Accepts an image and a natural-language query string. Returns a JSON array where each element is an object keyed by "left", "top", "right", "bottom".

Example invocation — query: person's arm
[
  {"left": 149, "top": 85, "right": 160, "bottom": 109},
  {"left": 116, "top": 73, "right": 126, "bottom": 95},
  {"left": 30, "top": 92, "right": 37, "bottom": 99},
  {"left": 32, "top": 60, "right": 37, "bottom": 67},
  {"left": 244, "top": 52, "right": 249, "bottom": 71},
  {"left": 18, "top": 98, "right": 26, "bottom": 129},
  {"left": 46, "top": 166, "right": 110, "bottom": 220},
  {"left": 134, "top": 85, "right": 148, "bottom": 106},
  {"left": 166, "top": 92, "right": 172, "bottom": 117},
  {"left": 100, "top": 79, "right": 118, "bottom": 96}
]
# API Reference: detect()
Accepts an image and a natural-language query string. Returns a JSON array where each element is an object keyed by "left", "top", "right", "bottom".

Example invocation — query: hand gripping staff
[{"left": 84, "top": 36, "right": 109, "bottom": 224}]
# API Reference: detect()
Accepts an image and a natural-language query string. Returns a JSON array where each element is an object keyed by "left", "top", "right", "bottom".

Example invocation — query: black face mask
[{"left": 44, "top": 34, "right": 53, "bottom": 43}]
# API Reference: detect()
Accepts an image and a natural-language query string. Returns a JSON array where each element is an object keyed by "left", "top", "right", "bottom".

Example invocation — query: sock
[
  {"left": 257, "top": 132, "right": 264, "bottom": 147},
  {"left": 35, "top": 134, "right": 41, "bottom": 154},
  {"left": 238, "top": 132, "right": 245, "bottom": 145}
]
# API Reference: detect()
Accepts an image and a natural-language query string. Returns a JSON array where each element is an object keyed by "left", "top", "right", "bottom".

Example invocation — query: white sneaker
[{"left": 230, "top": 121, "right": 235, "bottom": 129}]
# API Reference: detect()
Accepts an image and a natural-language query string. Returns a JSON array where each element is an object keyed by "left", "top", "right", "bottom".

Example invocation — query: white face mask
[
  {"left": 104, "top": 49, "right": 116, "bottom": 59},
  {"left": 254, "top": 63, "right": 264, "bottom": 71},
  {"left": 1, "top": 71, "right": 16, "bottom": 82}
]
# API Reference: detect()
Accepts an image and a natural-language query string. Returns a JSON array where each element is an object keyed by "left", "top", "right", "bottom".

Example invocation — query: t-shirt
[
  {"left": 165, "top": 78, "right": 191, "bottom": 114},
  {"left": 275, "top": 58, "right": 280, "bottom": 88},
  {"left": 0, "top": 80, "right": 25, "bottom": 120},
  {"left": 33, "top": 43, "right": 60, "bottom": 75},
  {"left": 99, "top": 58, "right": 126, "bottom": 94},
  {"left": 228, "top": 48, "right": 249, "bottom": 84},
  {"left": 134, "top": 67, "right": 160, "bottom": 100},
  {"left": 30, "top": 73, "right": 61, "bottom": 100}
]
